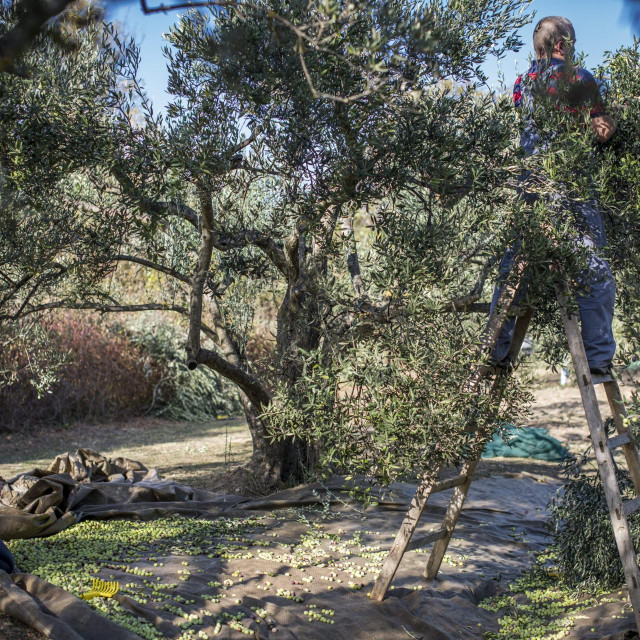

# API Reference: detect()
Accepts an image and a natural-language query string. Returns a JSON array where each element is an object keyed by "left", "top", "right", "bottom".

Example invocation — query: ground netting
[
  {"left": 0, "top": 450, "right": 637, "bottom": 639},
  {"left": 482, "top": 424, "right": 571, "bottom": 461}
]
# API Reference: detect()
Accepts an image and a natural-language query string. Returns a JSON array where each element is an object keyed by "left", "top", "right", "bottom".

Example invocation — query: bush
[
  {"left": 0, "top": 313, "right": 242, "bottom": 429},
  {"left": 0, "top": 313, "right": 161, "bottom": 429},
  {"left": 547, "top": 426, "right": 640, "bottom": 591},
  {"left": 125, "top": 320, "right": 243, "bottom": 421}
]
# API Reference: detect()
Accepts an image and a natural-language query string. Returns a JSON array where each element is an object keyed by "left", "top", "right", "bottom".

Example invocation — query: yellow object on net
[{"left": 80, "top": 578, "right": 119, "bottom": 600}]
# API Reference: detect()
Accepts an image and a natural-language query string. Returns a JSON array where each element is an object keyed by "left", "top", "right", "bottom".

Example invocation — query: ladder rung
[
  {"left": 431, "top": 474, "right": 468, "bottom": 495},
  {"left": 608, "top": 432, "right": 632, "bottom": 450},
  {"left": 591, "top": 372, "right": 615, "bottom": 385},
  {"left": 623, "top": 496, "right": 640, "bottom": 517},
  {"left": 406, "top": 527, "right": 447, "bottom": 551}
]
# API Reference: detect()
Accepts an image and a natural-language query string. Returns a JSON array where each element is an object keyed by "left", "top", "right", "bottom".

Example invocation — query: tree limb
[
  {"left": 210, "top": 229, "right": 289, "bottom": 276},
  {"left": 0, "top": 300, "right": 220, "bottom": 341},
  {"left": 111, "top": 165, "right": 200, "bottom": 228},
  {"left": 112, "top": 254, "right": 191, "bottom": 285},
  {"left": 340, "top": 214, "right": 365, "bottom": 297},
  {"left": 187, "top": 190, "right": 215, "bottom": 367},
  {"left": 111, "top": 165, "right": 288, "bottom": 275},
  {"left": 204, "top": 294, "right": 272, "bottom": 407},
  {"left": 0, "top": 0, "right": 75, "bottom": 75},
  {"left": 195, "top": 347, "right": 272, "bottom": 408}
]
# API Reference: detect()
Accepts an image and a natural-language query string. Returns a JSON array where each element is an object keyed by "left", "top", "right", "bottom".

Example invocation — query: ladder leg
[
  {"left": 604, "top": 380, "right": 640, "bottom": 496},
  {"left": 425, "top": 309, "right": 534, "bottom": 580},
  {"left": 557, "top": 287, "right": 640, "bottom": 633},
  {"left": 424, "top": 457, "right": 479, "bottom": 579},
  {"left": 370, "top": 469, "right": 442, "bottom": 601}
]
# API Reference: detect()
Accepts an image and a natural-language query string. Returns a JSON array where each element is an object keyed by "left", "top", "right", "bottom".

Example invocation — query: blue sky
[{"left": 109, "top": 0, "right": 639, "bottom": 113}]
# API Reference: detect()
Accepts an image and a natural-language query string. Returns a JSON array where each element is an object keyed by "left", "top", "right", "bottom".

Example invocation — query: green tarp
[{"left": 482, "top": 424, "right": 570, "bottom": 462}]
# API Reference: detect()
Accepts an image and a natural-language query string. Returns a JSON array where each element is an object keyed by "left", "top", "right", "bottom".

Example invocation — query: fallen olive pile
[
  {"left": 8, "top": 516, "right": 270, "bottom": 639},
  {"left": 7, "top": 514, "right": 388, "bottom": 638},
  {"left": 479, "top": 551, "right": 630, "bottom": 640}
]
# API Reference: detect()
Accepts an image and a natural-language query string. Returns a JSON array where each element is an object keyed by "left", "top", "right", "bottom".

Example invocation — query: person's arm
[
  {"left": 591, "top": 113, "right": 617, "bottom": 142},
  {"left": 571, "top": 67, "right": 617, "bottom": 143}
]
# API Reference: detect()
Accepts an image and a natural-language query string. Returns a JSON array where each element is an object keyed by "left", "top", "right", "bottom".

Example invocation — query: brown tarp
[
  {"left": 0, "top": 571, "right": 140, "bottom": 640},
  {"left": 0, "top": 450, "right": 638, "bottom": 639},
  {"left": 0, "top": 449, "right": 246, "bottom": 540}
]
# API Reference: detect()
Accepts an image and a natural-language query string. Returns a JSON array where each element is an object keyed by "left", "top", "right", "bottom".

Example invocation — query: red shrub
[{"left": 0, "top": 312, "right": 161, "bottom": 430}]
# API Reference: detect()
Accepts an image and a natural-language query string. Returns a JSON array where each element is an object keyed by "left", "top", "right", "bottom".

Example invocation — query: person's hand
[{"left": 591, "top": 114, "right": 617, "bottom": 142}]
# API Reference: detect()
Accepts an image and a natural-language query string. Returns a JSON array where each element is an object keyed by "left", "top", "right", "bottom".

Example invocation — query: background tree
[{"left": 0, "top": 10, "right": 132, "bottom": 390}]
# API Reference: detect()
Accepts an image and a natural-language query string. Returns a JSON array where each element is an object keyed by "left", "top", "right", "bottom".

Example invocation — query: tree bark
[{"left": 241, "top": 393, "right": 318, "bottom": 487}]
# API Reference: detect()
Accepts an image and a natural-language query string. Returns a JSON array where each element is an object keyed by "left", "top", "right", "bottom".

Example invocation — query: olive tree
[
  {"left": 105, "top": 0, "right": 532, "bottom": 485},
  {"left": 1, "top": 0, "right": 535, "bottom": 486}
]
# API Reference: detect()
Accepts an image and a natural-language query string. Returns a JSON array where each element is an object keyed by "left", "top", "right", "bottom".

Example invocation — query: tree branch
[
  {"left": 196, "top": 347, "right": 272, "bottom": 408},
  {"left": 0, "top": 273, "right": 33, "bottom": 309},
  {"left": 0, "top": 300, "right": 220, "bottom": 341},
  {"left": 112, "top": 151, "right": 293, "bottom": 277},
  {"left": 340, "top": 214, "right": 365, "bottom": 297},
  {"left": 112, "top": 254, "right": 191, "bottom": 285},
  {"left": 111, "top": 165, "right": 200, "bottom": 228},
  {"left": 187, "top": 190, "right": 215, "bottom": 367},
  {"left": 440, "top": 257, "right": 494, "bottom": 312},
  {"left": 210, "top": 229, "right": 289, "bottom": 276},
  {"left": 0, "top": 0, "right": 75, "bottom": 75}
]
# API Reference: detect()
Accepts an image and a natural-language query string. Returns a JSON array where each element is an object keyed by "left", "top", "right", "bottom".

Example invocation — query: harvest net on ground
[{"left": 0, "top": 451, "right": 636, "bottom": 639}]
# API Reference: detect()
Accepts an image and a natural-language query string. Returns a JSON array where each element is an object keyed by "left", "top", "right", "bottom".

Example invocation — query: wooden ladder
[
  {"left": 371, "top": 272, "right": 532, "bottom": 600},
  {"left": 371, "top": 282, "right": 640, "bottom": 635},
  {"left": 556, "top": 285, "right": 640, "bottom": 632}
]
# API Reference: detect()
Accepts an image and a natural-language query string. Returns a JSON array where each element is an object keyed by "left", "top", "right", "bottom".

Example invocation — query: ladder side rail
[
  {"left": 370, "top": 268, "right": 525, "bottom": 601},
  {"left": 425, "top": 308, "right": 534, "bottom": 580},
  {"left": 369, "top": 471, "right": 442, "bottom": 601},
  {"left": 603, "top": 380, "right": 640, "bottom": 496},
  {"left": 556, "top": 285, "right": 640, "bottom": 633}
]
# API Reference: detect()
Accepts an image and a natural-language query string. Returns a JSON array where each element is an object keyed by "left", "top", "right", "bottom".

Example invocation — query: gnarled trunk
[{"left": 241, "top": 394, "right": 319, "bottom": 487}]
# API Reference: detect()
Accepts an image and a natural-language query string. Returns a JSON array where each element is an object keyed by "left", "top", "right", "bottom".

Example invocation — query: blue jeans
[
  {"left": 0, "top": 538, "right": 15, "bottom": 573},
  {"left": 490, "top": 247, "right": 616, "bottom": 370}
]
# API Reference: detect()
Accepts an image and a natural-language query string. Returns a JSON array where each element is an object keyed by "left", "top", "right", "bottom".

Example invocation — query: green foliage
[
  {"left": 593, "top": 41, "right": 640, "bottom": 365},
  {"left": 126, "top": 319, "right": 242, "bottom": 421},
  {"left": 0, "top": 318, "right": 69, "bottom": 398},
  {"left": 263, "top": 198, "right": 532, "bottom": 489},
  {"left": 548, "top": 422, "right": 640, "bottom": 591},
  {"left": 479, "top": 551, "right": 620, "bottom": 640}
]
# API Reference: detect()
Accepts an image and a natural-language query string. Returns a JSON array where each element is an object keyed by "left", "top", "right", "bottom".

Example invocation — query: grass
[{"left": 0, "top": 416, "right": 252, "bottom": 491}]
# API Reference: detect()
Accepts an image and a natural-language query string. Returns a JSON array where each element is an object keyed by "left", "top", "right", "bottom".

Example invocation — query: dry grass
[{"left": 0, "top": 415, "right": 252, "bottom": 491}]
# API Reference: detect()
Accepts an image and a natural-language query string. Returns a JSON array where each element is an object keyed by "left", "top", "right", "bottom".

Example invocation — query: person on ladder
[{"left": 489, "top": 16, "right": 618, "bottom": 377}]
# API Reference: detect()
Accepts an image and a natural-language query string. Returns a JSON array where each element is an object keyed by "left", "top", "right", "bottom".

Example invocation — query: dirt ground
[
  {"left": 0, "top": 416, "right": 253, "bottom": 492},
  {"left": 0, "top": 374, "right": 636, "bottom": 640},
  {"left": 475, "top": 371, "right": 636, "bottom": 481}
]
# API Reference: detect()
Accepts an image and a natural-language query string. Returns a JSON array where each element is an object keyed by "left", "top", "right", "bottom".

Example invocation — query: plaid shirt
[{"left": 514, "top": 58, "right": 605, "bottom": 155}]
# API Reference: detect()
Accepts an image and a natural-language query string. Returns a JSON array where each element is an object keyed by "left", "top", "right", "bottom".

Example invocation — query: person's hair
[{"left": 533, "top": 16, "right": 575, "bottom": 59}]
